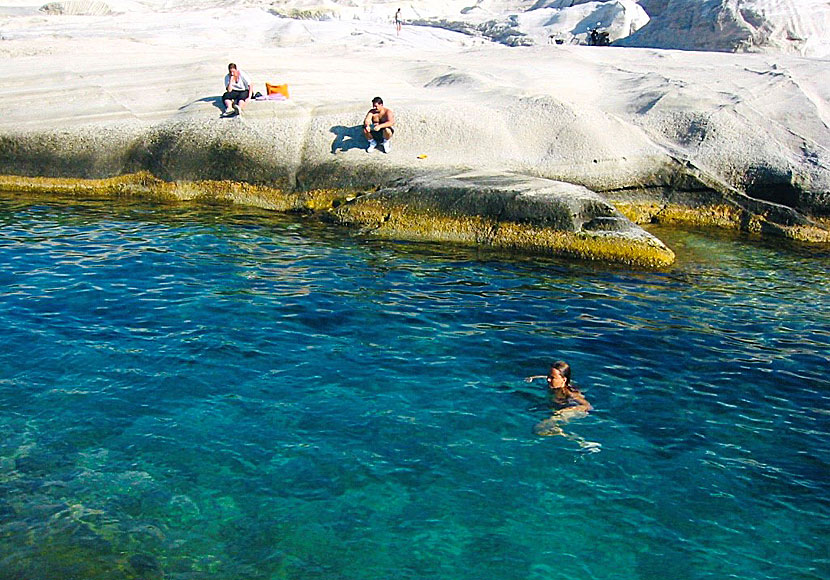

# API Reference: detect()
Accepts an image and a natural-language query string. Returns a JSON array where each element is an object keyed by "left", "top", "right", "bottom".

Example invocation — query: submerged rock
[{"left": 128, "top": 553, "right": 164, "bottom": 579}]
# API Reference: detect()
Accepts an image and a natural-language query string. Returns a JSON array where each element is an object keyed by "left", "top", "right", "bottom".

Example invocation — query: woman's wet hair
[
  {"left": 549, "top": 361, "right": 571, "bottom": 388},
  {"left": 228, "top": 63, "right": 237, "bottom": 71}
]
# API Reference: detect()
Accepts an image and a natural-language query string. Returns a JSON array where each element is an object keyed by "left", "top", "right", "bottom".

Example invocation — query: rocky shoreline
[
  {"left": 0, "top": 127, "right": 830, "bottom": 268},
  {"left": 2, "top": 0, "right": 829, "bottom": 269},
  {"left": 1, "top": 114, "right": 827, "bottom": 268}
]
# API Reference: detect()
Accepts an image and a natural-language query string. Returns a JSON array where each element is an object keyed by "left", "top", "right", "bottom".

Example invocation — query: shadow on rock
[
  {"left": 179, "top": 96, "right": 225, "bottom": 113},
  {"left": 330, "top": 125, "right": 367, "bottom": 154}
]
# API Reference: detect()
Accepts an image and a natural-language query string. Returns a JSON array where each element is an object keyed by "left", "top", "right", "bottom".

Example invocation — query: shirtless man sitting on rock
[{"left": 363, "top": 96, "right": 395, "bottom": 153}]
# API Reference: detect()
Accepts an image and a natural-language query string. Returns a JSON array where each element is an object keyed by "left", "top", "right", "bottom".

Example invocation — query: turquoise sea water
[{"left": 0, "top": 194, "right": 828, "bottom": 580}]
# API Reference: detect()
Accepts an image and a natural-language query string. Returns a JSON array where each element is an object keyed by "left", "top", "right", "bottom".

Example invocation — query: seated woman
[
  {"left": 222, "top": 63, "right": 253, "bottom": 117},
  {"left": 526, "top": 361, "right": 593, "bottom": 437}
]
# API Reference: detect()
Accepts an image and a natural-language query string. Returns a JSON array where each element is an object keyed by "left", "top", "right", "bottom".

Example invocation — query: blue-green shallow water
[{"left": 1, "top": 195, "right": 828, "bottom": 580}]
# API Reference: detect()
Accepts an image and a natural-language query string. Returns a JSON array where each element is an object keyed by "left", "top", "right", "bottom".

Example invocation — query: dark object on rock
[{"left": 589, "top": 28, "right": 610, "bottom": 46}]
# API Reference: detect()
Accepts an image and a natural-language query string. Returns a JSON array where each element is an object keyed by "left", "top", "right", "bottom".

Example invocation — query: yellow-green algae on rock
[
  {"left": 0, "top": 172, "right": 676, "bottom": 268},
  {"left": 493, "top": 222, "right": 675, "bottom": 268},
  {"left": 0, "top": 172, "right": 355, "bottom": 213},
  {"left": 614, "top": 202, "right": 745, "bottom": 229},
  {"left": 614, "top": 200, "right": 830, "bottom": 243},
  {"left": 333, "top": 199, "right": 675, "bottom": 268},
  {"left": 331, "top": 177, "right": 677, "bottom": 268},
  {"left": 0, "top": 172, "right": 169, "bottom": 198}
]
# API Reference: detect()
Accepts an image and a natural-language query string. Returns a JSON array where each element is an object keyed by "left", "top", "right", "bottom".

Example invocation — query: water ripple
[{"left": 0, "top": 198, "right": 828, "bottom": 579}]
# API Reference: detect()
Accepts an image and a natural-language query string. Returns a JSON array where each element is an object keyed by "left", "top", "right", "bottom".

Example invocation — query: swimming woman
[{"left": 526, "top": 361, "right": 593, "bottom": 436}]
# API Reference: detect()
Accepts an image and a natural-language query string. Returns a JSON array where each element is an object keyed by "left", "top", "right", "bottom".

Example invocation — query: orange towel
[{"left": 265, "top": 83, "right": 289, "bottom": 98}]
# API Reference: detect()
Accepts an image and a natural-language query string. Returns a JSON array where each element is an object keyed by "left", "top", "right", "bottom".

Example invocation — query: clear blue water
[{"left": 1, "top": 195, "right": 828, "bottom": 580}]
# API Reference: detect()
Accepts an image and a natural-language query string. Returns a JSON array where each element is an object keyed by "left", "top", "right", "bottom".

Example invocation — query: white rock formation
[
  {"left": 0, "top": 0, "right": 827, "bottom": 248},
  {"left": 621, "top": 0, "right": 830, "bottom": 56}
]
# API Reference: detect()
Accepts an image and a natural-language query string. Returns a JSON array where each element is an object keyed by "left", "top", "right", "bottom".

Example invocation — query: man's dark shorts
[
  {"left": 371, "top": 126, "right": 394, "bottom": 141},
  {"left": 223, "top": 90, "right": 249, "bottom": 104}
]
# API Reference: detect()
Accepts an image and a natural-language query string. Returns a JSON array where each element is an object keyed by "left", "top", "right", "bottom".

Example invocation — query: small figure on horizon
[
  {"left": 363, "top": 96, "right": 395, "bottom": 153},
  {"left": 395, "top": 8, "right": 402, "bottom": 35},
  {"left": 222, "top": 63, "right": 253, "bottom": 117},
  {"left": 526, "top": 361, "right": 594, "bottom": 439}
]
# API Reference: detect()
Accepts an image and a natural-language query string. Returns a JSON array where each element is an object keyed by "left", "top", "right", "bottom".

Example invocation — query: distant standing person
[
  {"left": 363, "top": 97, "right": 395, "bottom": 153},
  {"left": 395, "top": 8, "right": 402, "bottom": 35},
  {"left": 222, "top": 63, "right": 252, "bottom": 117}
]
